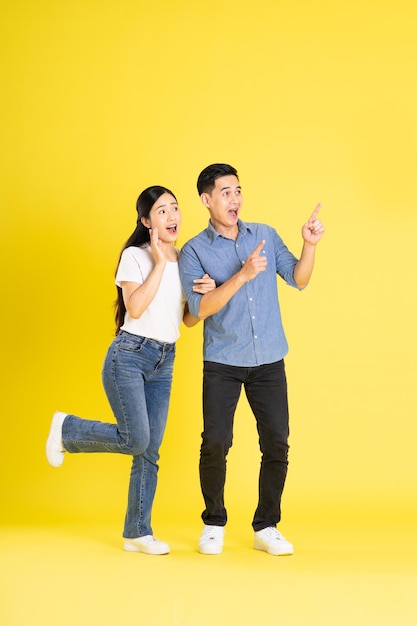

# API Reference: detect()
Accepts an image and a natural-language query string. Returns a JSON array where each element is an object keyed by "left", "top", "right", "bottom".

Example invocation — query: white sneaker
[
  {"left": 254, "top": 527, "right": 294, "bottom": 556},
  {"left": 198, "top": 524, "right": 224, "bottom": 555},
  {"left": 46, "top": 411, "right": 67, "bottom": 467},
  {"left": 124, "top": 535, "right": 170, "bottom": 555}
]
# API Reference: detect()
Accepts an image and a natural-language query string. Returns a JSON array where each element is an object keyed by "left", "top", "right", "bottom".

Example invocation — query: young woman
[{"left": 46, "top": 185, "right": 214, "bottom": 555}]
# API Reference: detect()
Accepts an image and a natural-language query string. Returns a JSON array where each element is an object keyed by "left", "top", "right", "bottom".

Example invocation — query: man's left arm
[
  {"left": 293, "top": 203, "right": 325, "bottom": 289},
  {"left": 179, "top": 243, "right": 208, "bottom": 318}
]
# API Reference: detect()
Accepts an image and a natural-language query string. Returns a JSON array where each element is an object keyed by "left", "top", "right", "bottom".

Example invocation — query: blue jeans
[
  {"left": 200, "top": 360, "right": 289, "bottom": 532},
  {"left": 62, "top": 331, "right": 175, "bottom": 538}
]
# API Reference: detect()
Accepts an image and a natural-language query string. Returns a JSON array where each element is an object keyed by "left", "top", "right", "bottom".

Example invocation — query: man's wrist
[
  {"left": 236, "top": 270, "right": 248, "bottom": 286},
  {"left": 302, "top": 241, "right": 316, "bottom": 254}
]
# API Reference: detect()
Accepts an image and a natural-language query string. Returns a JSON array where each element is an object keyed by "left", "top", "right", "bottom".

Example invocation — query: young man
[{"left": 179, "top": 164, "right": 325, "bottom": 555}]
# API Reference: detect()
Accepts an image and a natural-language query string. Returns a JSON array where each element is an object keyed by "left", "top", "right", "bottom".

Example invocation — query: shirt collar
[{"left": 206, "top": 219, "right": 249, "bottom": 243}]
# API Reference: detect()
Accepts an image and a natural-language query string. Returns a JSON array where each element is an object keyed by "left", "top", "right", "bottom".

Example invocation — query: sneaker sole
[
  {"left": 123, "top": 540, "right": 170, "bottom": 555},
  {"left": 46, "top": 412, "right": 67, "bottom": 467},
  {"left": 198, "top": 544, "right": 223, "bottom": 555},
  {"left": 254, "top": 541, "right": 294, "bottom": 556}
]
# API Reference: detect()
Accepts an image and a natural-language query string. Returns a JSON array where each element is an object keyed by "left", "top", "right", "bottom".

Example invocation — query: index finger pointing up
[
  {"left": 252, "top": 240, "right": 266, "bottom": 256},
  {"left": 308, "top": 202, "right": 322, "bottom": 223}
]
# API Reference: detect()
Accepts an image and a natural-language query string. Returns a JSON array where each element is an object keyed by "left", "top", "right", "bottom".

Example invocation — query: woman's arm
[
  {"left": 182, "top": 302, "right": 199, "bottom": 327},
  {"left": 120, "top": 260, "right": 165, "bottom": 319},
  {"left": 120, "top": 228, "right": 167, "bottom": 319}
]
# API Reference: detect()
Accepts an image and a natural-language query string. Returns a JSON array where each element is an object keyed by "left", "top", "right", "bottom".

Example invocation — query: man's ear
[{"left": 201, "top": 192, "right": 210, "bottom": 208}]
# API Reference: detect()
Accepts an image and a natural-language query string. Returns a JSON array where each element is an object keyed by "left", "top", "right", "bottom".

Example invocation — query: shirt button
[
  {"left": 252, "top": 316, "right": 255, "bottom": 319},
  {"left": 254, "top": 335, "right": 258, "bottom": 339}
]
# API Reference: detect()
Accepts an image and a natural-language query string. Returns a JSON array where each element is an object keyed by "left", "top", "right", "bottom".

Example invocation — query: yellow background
[{"left": 1, "top": 0, "right": 416, "bottom": 535}]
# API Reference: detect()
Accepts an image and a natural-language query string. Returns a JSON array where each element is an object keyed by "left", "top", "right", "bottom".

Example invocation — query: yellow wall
[{"left": 1, "top": 0, "right": 416, "bottom": 528}]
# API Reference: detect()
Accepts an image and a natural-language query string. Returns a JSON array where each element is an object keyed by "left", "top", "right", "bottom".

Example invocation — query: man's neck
[{"left": 210, "top": 220, "right": 239, "bottom": 241}]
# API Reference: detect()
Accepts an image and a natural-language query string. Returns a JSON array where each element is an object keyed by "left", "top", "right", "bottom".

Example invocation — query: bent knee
[{"left": 122, "top": 435, "right": 150, "bottom": 456}]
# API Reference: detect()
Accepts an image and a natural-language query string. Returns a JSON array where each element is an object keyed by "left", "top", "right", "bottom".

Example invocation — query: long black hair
[{"left": 114, "top": 185, "right": 177, "bottom": 335}]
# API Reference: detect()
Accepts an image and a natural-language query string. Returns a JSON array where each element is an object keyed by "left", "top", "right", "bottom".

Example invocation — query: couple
[{"left": 46, "top": 163, "right": 325, "bottom": 556}]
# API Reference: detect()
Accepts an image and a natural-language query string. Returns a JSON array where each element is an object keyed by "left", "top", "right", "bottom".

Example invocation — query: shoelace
[{"left": 264, "top": 527, "right": 283, "bottom": 541}]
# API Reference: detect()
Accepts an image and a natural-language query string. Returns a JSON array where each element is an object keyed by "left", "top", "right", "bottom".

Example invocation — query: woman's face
[{"left": 142, "top": 193, "right": 182, "bottom": 243}]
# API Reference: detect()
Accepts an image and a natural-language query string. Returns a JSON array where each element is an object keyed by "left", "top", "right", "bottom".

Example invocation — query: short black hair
[{"left": 197, "top": 163, "right": 238, "bottom": 195}]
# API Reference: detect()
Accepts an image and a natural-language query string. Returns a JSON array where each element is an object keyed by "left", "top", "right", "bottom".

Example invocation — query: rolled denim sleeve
[
  {"left": 178, "top": 243, "right": 205, "bottom": 319},
  {"left": 271, "top": 228, "right": 301, "bottom": 289}
]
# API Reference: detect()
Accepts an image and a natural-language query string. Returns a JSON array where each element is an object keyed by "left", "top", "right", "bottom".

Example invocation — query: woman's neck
[{"left": 160, "top": 242, "right": 178, "bottom": 262}]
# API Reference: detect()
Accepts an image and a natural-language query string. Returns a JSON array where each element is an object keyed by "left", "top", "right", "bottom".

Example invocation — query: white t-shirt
[{"left": 116, "top": 245, "right": 185, "bottom": 343}]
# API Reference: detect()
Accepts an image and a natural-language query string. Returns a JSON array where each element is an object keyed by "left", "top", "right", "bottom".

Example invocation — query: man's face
[{"left": 201, "top": 175, "right": 242, "bottom": 233}]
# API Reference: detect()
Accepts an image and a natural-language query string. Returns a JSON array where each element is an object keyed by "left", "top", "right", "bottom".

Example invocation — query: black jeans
[{"left": 200, "top": 359, "right": 290, "bottom": 532}]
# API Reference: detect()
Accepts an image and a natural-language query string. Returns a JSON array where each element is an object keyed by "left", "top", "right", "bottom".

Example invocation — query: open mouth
[
  {"left": 167, "top": 225, "right": 178, "bottom": 234},
  {"left": 228, "top": 209, "right": 238, "bottom": 218}
]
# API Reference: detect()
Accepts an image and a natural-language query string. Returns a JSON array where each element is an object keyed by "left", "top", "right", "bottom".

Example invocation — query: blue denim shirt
[{"left": 179, "top": 220, "right": 301, "bottom": 367}]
